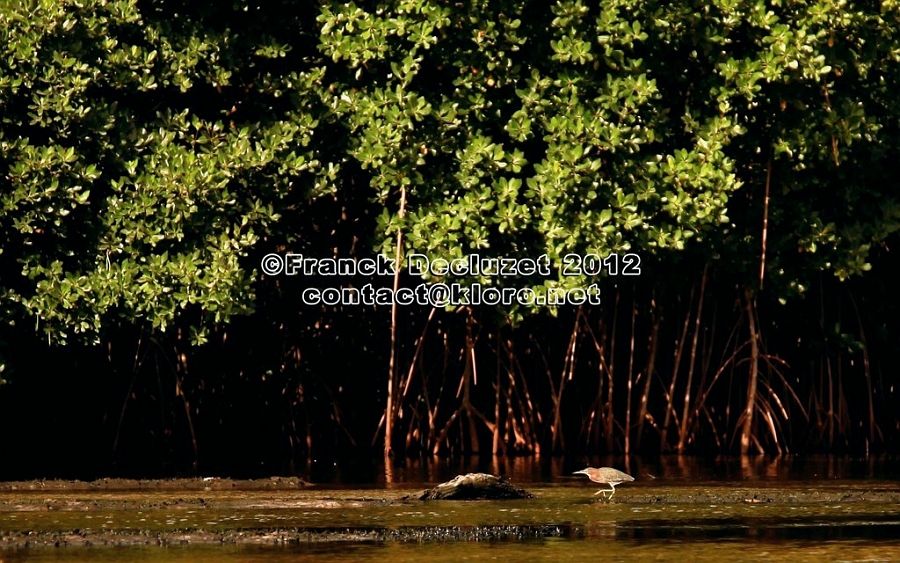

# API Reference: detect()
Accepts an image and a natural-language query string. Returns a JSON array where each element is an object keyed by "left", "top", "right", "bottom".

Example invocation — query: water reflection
[
  {"left": 608, "top": 515, "right": 900, "bottom": 541},
  {"left": 317, "top": 455, "right": 900, "bottom": 486},
  {"left": 4, "top": 535, "right": 900, "bottom": 563}
]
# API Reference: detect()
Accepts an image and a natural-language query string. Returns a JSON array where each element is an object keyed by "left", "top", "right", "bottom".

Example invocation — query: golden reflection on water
[{"left": 3, "top": 538, "right": 900, "bottom": 563}]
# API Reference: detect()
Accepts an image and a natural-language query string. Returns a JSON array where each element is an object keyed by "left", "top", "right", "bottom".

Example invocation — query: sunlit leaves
[
  {"left": 0, "top": 0, "right": 325, "bottom": 344},
  {"left": 2, "top": 0, "right": 899, "bottom": 344}
]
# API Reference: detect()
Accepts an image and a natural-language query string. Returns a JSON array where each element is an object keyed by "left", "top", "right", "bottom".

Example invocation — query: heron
[{"left": 573, "top": 467, "right": 634, "bottom": 499}]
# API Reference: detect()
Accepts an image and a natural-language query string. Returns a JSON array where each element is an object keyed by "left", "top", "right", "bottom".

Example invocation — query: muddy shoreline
[
  {"left": 3, "top": 525, "right": 573, "bottom": 548},
  {"left": 0, "top": 477, "right": 312, "bottom": 493},
  {"left": 2, "top": 478, "right": 899, "bottom": 549}
]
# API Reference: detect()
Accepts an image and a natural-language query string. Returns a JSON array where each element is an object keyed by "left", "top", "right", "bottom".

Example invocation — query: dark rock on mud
[{"left": 415, "top": 473, "right": 534, "bottom": 500}]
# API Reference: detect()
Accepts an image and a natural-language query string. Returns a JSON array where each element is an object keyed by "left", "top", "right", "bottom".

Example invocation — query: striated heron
[{"left": 573, "top": 467, "right": 634, "bottom": 499}]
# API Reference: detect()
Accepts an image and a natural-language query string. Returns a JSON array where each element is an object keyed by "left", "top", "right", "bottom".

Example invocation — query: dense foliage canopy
[{"left": 1, "top": 0, "right": 899, "bottom": 473}]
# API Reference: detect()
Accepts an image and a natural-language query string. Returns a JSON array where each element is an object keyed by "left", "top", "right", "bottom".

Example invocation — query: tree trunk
[
  {"left": 740, "top": 287, "right": 760, "bottom": 455},
  {"left": 385, "top": 186, "right": 407, "bottom": 459}
]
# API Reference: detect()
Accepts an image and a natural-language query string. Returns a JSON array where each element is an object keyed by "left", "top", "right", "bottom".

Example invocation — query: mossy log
[{"left": 418, "top": 473, "right": 534, "bottom": 500}]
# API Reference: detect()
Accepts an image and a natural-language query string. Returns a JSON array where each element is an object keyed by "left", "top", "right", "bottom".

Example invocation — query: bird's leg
[
  {"left": 608, "top": 486, "right": 617, "bottom": 500},
  {"left": 594, "top": 486, "right": 616, "bottom": 499}
]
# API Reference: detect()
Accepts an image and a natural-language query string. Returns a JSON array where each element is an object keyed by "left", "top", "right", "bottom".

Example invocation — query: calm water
[
  {"left": 4, "top": 539, "right": 900, "bottom": 563},
  {"left": 2, "top": 456, "right": 899, "bottom": 562},
  {"left": 317, "top": 454, "right": 900, "bottom": 485}
]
